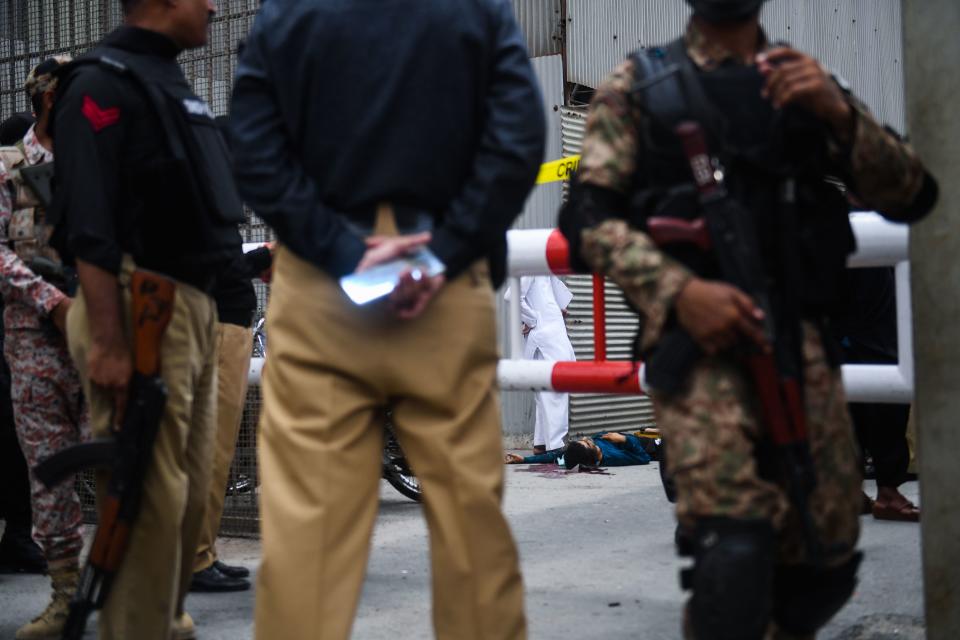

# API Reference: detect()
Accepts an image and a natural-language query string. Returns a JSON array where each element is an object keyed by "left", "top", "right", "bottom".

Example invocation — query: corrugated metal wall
[
  {"left": 513, "top": 54, "right": 565, "bottom": 231},
  {"left": 511, "top": 0, "right": 563, "bottom": 58},
  {"left": 565, "top": 0, "right": 690, "bottom": 91},
  {"left": 762, "top": 0, "right": 905, "bottom": 131},
  {"left": 565, "top": 0, "right": 905, "bottom": 130},
  {"left": 559, "top": 105, "right": 657, "bottom": 434}
]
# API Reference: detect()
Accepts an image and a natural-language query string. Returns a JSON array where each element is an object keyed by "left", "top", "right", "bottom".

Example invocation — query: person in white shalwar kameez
[{"left": 505, "top": 276, "right": 576, "bottom": 452}]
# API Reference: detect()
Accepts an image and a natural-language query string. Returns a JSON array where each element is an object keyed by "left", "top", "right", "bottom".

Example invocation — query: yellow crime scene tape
[{"left": 536, "top": 155, "right": 581, "bottom": 185}]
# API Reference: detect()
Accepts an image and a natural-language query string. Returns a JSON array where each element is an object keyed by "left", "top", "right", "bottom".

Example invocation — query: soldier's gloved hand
[
  {"left": 757, "top": 47, "right": 854, "bottom": 141},
  {"left": 674, "top": 278, "right": 770, "bottom": 356}
]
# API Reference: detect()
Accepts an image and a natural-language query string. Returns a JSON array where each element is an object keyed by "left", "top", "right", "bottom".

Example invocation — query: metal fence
[{"left": 0, "top": 0, "right": 268, "bottom": 537}]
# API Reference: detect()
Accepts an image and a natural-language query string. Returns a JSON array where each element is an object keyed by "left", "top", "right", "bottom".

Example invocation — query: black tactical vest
[
  {"left": 626, "top": 40, "right": 855, "bottom": 317},
  {"left": 56, "top": 46, "right": 244, "bottom": 288}
]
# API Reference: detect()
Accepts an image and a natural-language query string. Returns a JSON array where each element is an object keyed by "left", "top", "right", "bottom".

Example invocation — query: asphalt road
[{"left": 0, "top": 463, "right": 924, "bottom": 639}]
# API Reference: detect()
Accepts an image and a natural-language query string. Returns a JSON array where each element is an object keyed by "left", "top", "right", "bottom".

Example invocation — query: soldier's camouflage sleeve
[
  {"left": 578, "top": 60, "right": 693, "bottom": 352},
  {"left": 581, "top": 220, "right": 692, "bottom": 353},
  {"left": 578, "top": 60, "right": 639, "bottom": 193},
  {"left": 832, "top": 94, "right": 935, "bottom": 221},
  {"left": 0, "top": 159, "right": 66, "bottom": 316}
]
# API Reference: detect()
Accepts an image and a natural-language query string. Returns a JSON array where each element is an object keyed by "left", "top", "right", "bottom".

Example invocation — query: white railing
[{"left": 247, "top": 211, "right": 912, "bottom": 404}]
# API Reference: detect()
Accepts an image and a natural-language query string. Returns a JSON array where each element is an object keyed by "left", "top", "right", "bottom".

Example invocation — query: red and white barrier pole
[
  {"left": 248, "top": 213, "right": 913, "bottom": 403},
  {"left": 504, "top": 228, "right": 573, "bottom": 276},
  {"left": 592, "top": 274, "right": 607, "bottom": 361},
  {"left": 496, "top": 360, "right": 645, "bottom": 395}
]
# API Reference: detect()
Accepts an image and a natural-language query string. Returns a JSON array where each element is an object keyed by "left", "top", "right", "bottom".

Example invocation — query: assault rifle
[
  {"left": 34, "top": 271, "right": 176, "bottom": 640},
  {"left": 646, "top": 121, "right": 823, "bottom": 560}
]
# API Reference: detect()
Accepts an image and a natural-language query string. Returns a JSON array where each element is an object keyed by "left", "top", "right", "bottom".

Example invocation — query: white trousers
[{"left": 532, "top": 348, "right": 569, "bottom": 450}]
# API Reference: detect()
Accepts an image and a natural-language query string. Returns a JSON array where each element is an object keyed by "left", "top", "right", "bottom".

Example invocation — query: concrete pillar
[{"left": 902, "top": 1, "right": 960, "bottom": 637}]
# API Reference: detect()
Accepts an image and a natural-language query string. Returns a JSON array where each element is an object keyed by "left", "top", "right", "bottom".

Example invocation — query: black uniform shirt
[
  {"left": 51, "top": 27, "right": 229, "bottom": 290},
  {"left": 230, "top": 0, "right": 546, "bottom": 284},
  {"left": 214, "top": 246, "right": 272, "bottom": 328}
]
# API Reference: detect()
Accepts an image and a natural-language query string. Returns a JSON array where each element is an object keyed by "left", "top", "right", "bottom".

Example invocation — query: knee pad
[
  {"left": 682, "top": 518, "right": 775, "bottom": 640},
  {"left": 772, "top": 552, "right": 863, "bottom": 636}
]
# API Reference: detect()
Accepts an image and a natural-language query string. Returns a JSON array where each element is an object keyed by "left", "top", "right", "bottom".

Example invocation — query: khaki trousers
[
  {"left": 255, "top": 246, "right": 526, "bottom": 640},
  {"left": 67, "top": 262, "right": 218, "bottom": 640},
  {"left": 194, "top": 322, "right": 253, "bottom": 572}
]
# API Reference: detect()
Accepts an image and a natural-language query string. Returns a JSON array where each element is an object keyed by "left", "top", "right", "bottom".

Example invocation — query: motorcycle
[{"left": 252, "top": 317, "right": 423, "bottom": 502}]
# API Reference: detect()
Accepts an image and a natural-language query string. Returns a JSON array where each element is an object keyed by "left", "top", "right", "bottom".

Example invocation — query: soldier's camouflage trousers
[
  {"left": 6, "top": 324, "right": 89, "bottom": 562},
  {"left": 653, "top": 322, "right": 862, "bottom": 565}
]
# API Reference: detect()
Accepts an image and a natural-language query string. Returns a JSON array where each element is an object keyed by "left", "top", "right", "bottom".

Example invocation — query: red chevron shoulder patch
[{"left": 81, "top": 95, "right": 121, "bottom": 132}]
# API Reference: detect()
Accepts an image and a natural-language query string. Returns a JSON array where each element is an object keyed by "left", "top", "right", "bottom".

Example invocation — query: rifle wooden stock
[
  {"left": 131, "top": 270, "right": 176, "bottom": 377},
  {"left": 56, "top": 270, "right": 176, "bottom": 640},
  {"left": 646, "top": 217, "right": 713, "bottom": 252},
  {"left": 745, "top": 354, "right": 809, "bottom": 447}
]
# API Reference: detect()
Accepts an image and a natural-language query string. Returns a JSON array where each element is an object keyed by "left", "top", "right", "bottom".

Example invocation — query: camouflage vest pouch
[{"left": 1, "top": 145, "right": 67, "bottom": 286}]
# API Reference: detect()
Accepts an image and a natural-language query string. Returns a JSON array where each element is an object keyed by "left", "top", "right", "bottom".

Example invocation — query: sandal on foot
[{"left": 872, "top": 499, "right": 920, "bottom": 522}]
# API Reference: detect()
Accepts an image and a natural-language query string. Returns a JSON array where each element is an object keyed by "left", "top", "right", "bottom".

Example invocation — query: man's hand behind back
[{"left": 358, "top": 232, "right": 445, "bottom": 320}]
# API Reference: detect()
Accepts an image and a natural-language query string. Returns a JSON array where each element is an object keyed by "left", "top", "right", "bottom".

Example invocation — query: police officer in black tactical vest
[
  {"left": 50, "top": 1, "right": 239, "bottom": 638},
  {"left": 560, "top": 0, "right": 938, "bottom": 638}
]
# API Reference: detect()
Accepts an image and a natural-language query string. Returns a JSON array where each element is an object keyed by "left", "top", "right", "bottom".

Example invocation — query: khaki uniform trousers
[
  {"left": 67, "top": 260, "right": 218, "bottom": 640},
  {"left": 194, "top": 321, "right": 253, "bottom": 572},
  {"left": 256, "top": 244, "right": 527, "bottom": 640}
]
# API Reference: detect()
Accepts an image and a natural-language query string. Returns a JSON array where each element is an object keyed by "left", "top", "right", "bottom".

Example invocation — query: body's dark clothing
[
  {"left": 51, "top": 27, "right": 238, "bottom": 291},
  {"left": 214, "top": 246, "right": 271, "bottom": 328},
  {"left": 834, "top": 267, "right": 899, "bottom": 362},
  {"left": 230, "top": 0, "right": 545, "bottom": 284},
  {"left": 849, "top": 403, "right": 910, "bottom": 488},
  {"left": 835, "top": 267, "right": 911, "bottom": 489},
  {"left": 521, "top": 434, "right": 652, "bottom": 467}
]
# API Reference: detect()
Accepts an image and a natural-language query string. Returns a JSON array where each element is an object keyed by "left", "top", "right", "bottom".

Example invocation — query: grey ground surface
[{"left": 0, "top": 463, "right": 923, "bottom": 639}]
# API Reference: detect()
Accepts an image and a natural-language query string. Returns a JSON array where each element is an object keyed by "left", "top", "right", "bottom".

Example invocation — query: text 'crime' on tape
[{"left": 536, "top": 155, "right": 581, "bottom": 185}]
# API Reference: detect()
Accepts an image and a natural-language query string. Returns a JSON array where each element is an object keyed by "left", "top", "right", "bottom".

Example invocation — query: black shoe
[
  {"left": 213, "top": 559, "right": 250, "bottom": 579},
  {"left": 0, "top": 527, "right": 47, "bottom": 574},
  {"left": 189, "top": 565, "right": 250, "bottom": 592}
]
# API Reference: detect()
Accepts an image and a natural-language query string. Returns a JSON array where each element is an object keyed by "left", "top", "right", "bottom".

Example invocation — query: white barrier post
[
  {"left": 507, "top": 277, "right": 524, "bottom": 360},
  {"left": 249, "top": 213, "right": 915, "bottom": 404}
]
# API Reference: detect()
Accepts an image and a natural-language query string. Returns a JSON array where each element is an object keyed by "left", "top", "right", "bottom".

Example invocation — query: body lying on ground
[{"left": 505, "top": 432, "right": 653, "bottom": 469}]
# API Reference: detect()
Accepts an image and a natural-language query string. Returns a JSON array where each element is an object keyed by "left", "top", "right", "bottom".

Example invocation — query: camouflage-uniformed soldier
[
  {"left": 0, "top": 56, "right": 90, "bottom": 640},
  {"left": 559, "top": 1, "right": 938, "bottom": 639}
]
